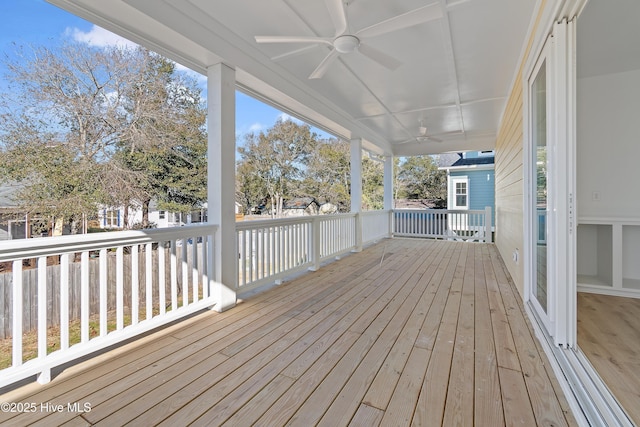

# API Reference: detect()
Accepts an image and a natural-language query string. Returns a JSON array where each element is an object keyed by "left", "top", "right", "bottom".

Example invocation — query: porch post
[
  {"left": 350, "top": 138, "right": 363, "bottom": 251},
  {"left": 207, "top": 62, "right": 237, "bottom": 312},
  {"left": 383, "top": 155, "right": 394, "bottom": 237}
]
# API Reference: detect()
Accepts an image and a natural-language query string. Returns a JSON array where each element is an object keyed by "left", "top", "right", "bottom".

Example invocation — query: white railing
[
  {"left": 316, "top": 214, "right": 358, "bottom": 262},
  {"left": 237, "top": 217, "right": 312, "bottom": 291},
  {"left": 0, "top": 224, "right": 217, "bottom": 387},
  {"left": 394, "top": 207, "right": 492, "bottom": 242},
  {"left": 361, "top": 210, "right": 392, "bottom": 244},
  {"left": 236, "top": 211, "right": 394, "bottom": 292}
]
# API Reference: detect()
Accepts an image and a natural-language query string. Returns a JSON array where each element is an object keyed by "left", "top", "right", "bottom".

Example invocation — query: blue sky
[{"left": 0, "top": 0, "right": 328, "bottom": 145}]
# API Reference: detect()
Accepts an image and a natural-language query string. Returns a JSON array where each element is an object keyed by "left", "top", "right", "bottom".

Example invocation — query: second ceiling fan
[{"left": 255, "top": 0, "right": 443, "bottom": 79}]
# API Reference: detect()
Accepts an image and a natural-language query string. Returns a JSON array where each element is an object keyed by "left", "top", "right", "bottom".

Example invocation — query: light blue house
[{"left": 439, "top": 151, "right": 495, "bottom": 227}]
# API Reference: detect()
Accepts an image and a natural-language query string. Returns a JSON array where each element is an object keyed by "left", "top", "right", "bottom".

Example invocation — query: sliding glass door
[{"left": 527, "top": 37, "right": 556, "bottom": 335}]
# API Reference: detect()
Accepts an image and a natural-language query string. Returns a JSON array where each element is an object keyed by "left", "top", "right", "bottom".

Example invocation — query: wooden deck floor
[
  {"left": 578, "top": 292, "right": 640, "bottom": 425},
  {"left": 0, "top": 239, "right": 576, "bottom": 426}
]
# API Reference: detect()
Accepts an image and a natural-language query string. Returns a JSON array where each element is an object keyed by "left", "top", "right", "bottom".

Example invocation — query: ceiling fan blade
[
  {"left": 358, "top": 43, "right": 401, "bottom": 70},
  {"left": 425, "top": 136, "right": 442, "bottom": 143},
  {"left": 255, "top": 36, "right": 333, "bottom": 46},
  {"left": 309, "top": 49, "right": 340, "bottom": 79},
  {"left": 325, "top": 0, "right": 347, "bottom": 36},
  {"left": 356, "top": 3, "right": 443, "bottom": 39},
  {"left": 271, "top": 44, "right": 319, "bottom": 61}
]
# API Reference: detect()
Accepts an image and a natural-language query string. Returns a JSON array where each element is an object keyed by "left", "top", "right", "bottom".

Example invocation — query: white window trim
[{"left": 451, "top": 176, "right": 469, "bottom": 210}]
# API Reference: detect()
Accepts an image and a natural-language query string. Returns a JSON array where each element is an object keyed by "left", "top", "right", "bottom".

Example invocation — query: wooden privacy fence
[{"left": 0, "top": 244, "right": 200, "bottom": 340}]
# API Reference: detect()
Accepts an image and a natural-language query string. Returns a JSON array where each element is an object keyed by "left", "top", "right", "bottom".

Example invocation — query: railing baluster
[
  {"left": 81, "top": 251, "right": 89, "bottom": 343},
  {"left": 99, "top": 249, "right": 107, "bottom": 336},
  {"left": 131, "top": 244, "right": 139, "bottom": 325},
  {"left": 157, "top": 242, "right": 165, "bottom": 315},
  {"left": 37, "top": 256, "right": 47, "bottom": 359},
  {"left": 12, "top": 260, "right": 23, "bottom": 367},
  {"left": 248, "top": 230, "right": 253, "bottom": 281},
  {"left": 170, "top": 241, "right": 177, "bottom": 311},
  {"left": 60, "top": 253, "right": 69, "bottom": 350},
  {"left": 182, "top": 238, "right": 189, "bottom": 306},
  {"left": 116, "top": 246, "right": 124, "bottom": 327},
  {"left": 146, "top": 242, "right": 152, "bottom": 320},
  {"left": 192, "top": 236, "right": 198, "bottom": 302},
  {"left": 201, "top": 236, "right": 208, "bottom": 298},
  {"left": 271, "top": 226, "right": 275, "bottom": 275}
]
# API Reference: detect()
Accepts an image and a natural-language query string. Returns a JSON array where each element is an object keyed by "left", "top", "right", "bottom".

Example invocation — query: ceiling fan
[
  {"left": 397, "top": 121, "right": 462, "bottom": 144},
  {"left": 398, "top": 124, "right": 443, "bottom": 144},
  {"left": 255, "top": 0, "right": 443, "bottom": 79}
]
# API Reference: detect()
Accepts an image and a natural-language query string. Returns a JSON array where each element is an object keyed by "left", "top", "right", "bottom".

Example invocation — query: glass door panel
[{"left": 532, "top": 60, "right": 548, "bottom": 313}]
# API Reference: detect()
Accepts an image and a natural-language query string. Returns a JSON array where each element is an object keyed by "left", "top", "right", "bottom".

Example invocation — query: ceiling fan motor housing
[{"left": 334, "top": 35, "right": 360, "bottom": 53}]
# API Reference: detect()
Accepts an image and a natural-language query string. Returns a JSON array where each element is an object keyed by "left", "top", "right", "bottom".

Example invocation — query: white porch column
[
  {"left": 383, "top": 155, "right": 393, "bottom": 210},
  {"left": 350, "top": 138, "right": 363, "bottom": 251},
  {"left": 350, "top": 138, "right": 362, "bottom": 213},
  {"left": 207, "top": 63, "right": 237, "bottom": 312},
  {"left": 383, "top": 155, "right": 394, "bottom": 237}
]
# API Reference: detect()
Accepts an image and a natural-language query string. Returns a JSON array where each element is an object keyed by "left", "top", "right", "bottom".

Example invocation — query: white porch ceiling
[{"left": 48, "top": 0, "right": 538, "bottom": 156}]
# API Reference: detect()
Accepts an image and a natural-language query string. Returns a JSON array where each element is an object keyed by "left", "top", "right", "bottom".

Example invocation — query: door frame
[{"left": 523, "top": 19, "right": 577, "bottom": 348}]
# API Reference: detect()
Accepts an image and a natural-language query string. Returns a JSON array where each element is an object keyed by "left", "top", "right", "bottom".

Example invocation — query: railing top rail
[
  {"left": 393, "top": 208, "right": 486, "bottom": 214},
  {"left": 235, "top": 216, "right": 314, "bottom": 230},
  {"left": 317, "top": 212, "right": 357, "bottom": 220},
  {"left": 0, "top": 223, "right": 219, "bottom": 262},
  {"left": 360, "top": 210, "right": 391, "bottom": 217},
  {"left": 235, "top": 212, "right": 359, "bottom": 231}
]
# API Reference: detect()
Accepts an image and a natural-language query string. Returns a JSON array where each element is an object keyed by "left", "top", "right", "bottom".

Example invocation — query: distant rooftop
[
  {"left": 439, "top": 152, "right": 495, "bottom": 168},
  {"left": 0, "top": 182, "right": 21, "bottom": 208}
]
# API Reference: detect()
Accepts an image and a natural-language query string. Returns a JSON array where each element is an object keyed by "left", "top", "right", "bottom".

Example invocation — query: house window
[
  {"left": 159, "top": 210, "right": 166, "bottom": 220},
  {"left": 452, "top": 177, "right": 469, "bottom": 209},
  {"left": 106, "top": 210, "right": 119, "bottom": 227},
  {"left": 191, "top": 210, "right": 202, "bottom": 223}
]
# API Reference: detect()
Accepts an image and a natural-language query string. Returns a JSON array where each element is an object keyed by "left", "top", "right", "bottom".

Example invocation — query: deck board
[{"left": 0, "top": 239, "right": 577, "bottom": 426}]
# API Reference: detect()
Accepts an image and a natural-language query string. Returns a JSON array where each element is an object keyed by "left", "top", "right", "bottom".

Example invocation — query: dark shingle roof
[
  {"left": 439, "top": 153, "right": 494, "bottom": 168},
  {"left": 283, "top": 197, "right": 319, "bottom": 209}
]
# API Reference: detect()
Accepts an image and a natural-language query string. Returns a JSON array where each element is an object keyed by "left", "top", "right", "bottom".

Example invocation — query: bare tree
[
  {"left": 0, "top": 42, "right": 206, "bottom": 231},
  {"left": 0, "top": 42, "right": 134, "bottom": 232}
]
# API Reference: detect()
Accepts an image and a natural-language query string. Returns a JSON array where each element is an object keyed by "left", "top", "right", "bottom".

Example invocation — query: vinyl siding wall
[
  {"left": 494, "top": 0, "right": 547, "bottom": 297},
  {"left": 449, "top": 169, "right": 495, "bottom": 225}
]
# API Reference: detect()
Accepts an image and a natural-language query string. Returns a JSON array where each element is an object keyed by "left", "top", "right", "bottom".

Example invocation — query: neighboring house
[
  {"left": 439, "top": 151, "right": 495, "bottom": 227},
  {"left": 0, "top": 182, "right": 27, "bottom": 240},
  {"left": 281, "top": 197, "right": 321, "bottom": 217},
  {"left": 0, "top": 182, "right": 71, "bottom": 239},
  {"left": 98, "top": 201, "right": 208, "bottom": 230}
]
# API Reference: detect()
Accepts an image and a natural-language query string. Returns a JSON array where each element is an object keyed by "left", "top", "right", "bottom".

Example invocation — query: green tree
[
  {"left": 301, "top": 138, "right": 350, "bottom": 211},
  {"left": 362, "top": 155, "right": 384, "bottom": 210},
  {"left": 235, "top": 160, "right": 266, "bottom": 214},
  {"left": 237, "top": 118, "right": 317, "bottom": 217},
  {"left": 396, "top": 155, "right": 446, "bottom": 203},
  {"left": 114, "top": 49, "right": 207, "bottom": 227}
]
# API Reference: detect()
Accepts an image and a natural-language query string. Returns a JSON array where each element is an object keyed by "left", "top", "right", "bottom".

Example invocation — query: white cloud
[
  {"left": 277, "top": 112, "right": 303, "bottom": 124},
  {"left": 67, "top": 25, "right": 207, "bottom": 87},
  {"left": 66, "top": 25, "right": 138, "bottom": 49},
  {"left": 248, "top": 122, "right": 264, "bottom": 133}
]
